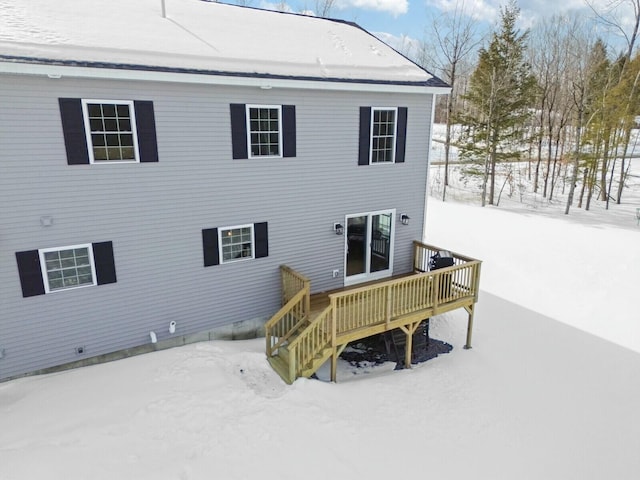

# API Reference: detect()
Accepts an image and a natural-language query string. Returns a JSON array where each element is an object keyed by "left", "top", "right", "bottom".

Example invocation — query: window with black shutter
[{"left": 59, "top": 98, "right": 158, "bottom": 165}]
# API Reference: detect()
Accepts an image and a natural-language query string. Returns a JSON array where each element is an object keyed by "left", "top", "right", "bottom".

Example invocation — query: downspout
[{"left": 161, "top": 0, "right": 166, "bottom": 18}]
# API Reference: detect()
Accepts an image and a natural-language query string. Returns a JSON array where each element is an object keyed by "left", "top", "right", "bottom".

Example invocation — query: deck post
[
  {"left": 331, "top": 297, "right": 338, "bottom": 382},
  {"left": 386, "top": 286, "right": 392, "bottom": 328},
  {"left": 330, "top": 349, "right": 338, "bottom": 382},
  {"left": 289, "top": 346, "right": 296, "bottom": 383},
  {"left": 404, "top": 328, "right": 413, "bottom": 369},
  {"left": 464, "top": 304, "right": 474, "bottom": 349}
]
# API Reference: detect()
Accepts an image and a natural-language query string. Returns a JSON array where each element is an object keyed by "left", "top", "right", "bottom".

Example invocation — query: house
[{"left": 0, "top": 0, "right": 478, "bottom": 383}]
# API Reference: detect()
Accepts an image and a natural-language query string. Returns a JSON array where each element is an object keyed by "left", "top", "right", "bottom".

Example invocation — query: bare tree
[
  {"left": 587, "top": 0, "right": 640, "bottom": 60},
  {"left": 315, "top": 0, "right": 335, "bottom": 17},
  {"left": 565, "top": 28, "right": 603, "bottom": 214},
  {"left": 419, "top": 1, "right": 482, "bottom": 201}
]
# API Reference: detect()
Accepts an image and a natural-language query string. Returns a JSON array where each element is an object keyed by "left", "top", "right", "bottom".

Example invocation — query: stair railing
[
  {"left": 265, "top": 266, "right": 311, "bottom": 358},
  {"left": 286, "top": 306, "right": 333, "bottom": 379}
]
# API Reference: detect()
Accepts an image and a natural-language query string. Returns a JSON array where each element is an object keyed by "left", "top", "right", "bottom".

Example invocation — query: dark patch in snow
[{"left": 339, "top": 321, "right": 453, "bottom": 371}]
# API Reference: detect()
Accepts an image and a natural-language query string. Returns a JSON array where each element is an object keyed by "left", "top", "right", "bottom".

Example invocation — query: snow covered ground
[{"left": 2, "top": 138, "right": 640, "bottom": 478}]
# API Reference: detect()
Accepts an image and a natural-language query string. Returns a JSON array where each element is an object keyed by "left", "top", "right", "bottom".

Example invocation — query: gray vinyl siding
[{"left": 0, "top": 74, "right": 432, "bottom": 380}]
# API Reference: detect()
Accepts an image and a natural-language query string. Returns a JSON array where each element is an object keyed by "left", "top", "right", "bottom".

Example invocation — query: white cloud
[
  {"left": 374, "top": 31, "right": 421, "bottom": 59},
  {"left": 338, "top": 0, "right": 409, "bottom": 17},
  {"left": 257, "top": 1, "right": 295, "bottom": 13},
  {"left": 426, "top": 0, "right": 636, "bottom": 30},
  {"left": 426, "top": 0, "right": 499, "bottom": 23}
]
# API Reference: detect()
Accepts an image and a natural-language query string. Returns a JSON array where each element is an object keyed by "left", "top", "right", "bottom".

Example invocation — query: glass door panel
[
  {"left": 346, "top": 216, "right": 368, "bottom": 277},
  {"left": 370, "top": 212, "right": 391, "bottom": 273}
]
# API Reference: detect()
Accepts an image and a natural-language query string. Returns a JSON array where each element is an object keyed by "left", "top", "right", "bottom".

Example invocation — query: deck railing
[
  {"left": 413, "top": 241, "right": 481, "bottom": 302},
  {"left": 330, "top": 256, "right": 480, "bottom": 337},
  {"left": 265, "top": 266, "right": 311, "bottom": 357}
]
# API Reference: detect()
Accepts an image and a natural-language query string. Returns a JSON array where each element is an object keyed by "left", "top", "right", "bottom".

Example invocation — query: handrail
[
  {"left": 265, "top": 266, "right": 311, "bottom": 358},
  {"left": 287, "top": 306, "right": 332, "bottom": 378},
  {"left": 413, "top": 240, "right": 480, "bottom": 271},
  {"left": 265, "top": 287, "right": 309, "bottom": 357},
  {"left": 281, "top": 265, "right": 310, "bottom": 305},
  {"left": 329, "top": 260, "right": 481, "bottom": 337}
]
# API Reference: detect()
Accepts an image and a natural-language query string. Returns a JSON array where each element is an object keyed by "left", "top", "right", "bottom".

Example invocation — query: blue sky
[{"left": 220, "top": 0, "right": 633, "bottom": 57}]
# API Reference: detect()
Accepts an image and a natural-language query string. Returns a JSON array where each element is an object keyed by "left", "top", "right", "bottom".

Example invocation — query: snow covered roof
[{"left": 0, "top": 0, "right": 448, "bottom": 92}]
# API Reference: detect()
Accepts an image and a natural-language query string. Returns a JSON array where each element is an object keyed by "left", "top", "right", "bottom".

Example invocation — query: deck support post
[
  {"left": 330, "top": 348, "right": 338, "bottom": 382},
  {"left": 400, "top": 322, "right": 421, "bottom": 369},
  {"left": 464, "top": 304, "right": 474, "bottom": 349},
  {"left": 330, "top": 297, "right": 338, "bottom": 382},
  {"left": 404, "top": 329, "right": 413, "bottom": 368}
]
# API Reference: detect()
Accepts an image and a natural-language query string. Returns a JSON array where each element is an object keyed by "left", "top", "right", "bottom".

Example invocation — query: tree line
[{"left": 418, "top": 0, "right": 640, "bottom": 213}]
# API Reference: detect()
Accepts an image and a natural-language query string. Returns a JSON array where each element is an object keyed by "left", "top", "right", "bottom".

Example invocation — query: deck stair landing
[{"left": 265, "top": 241, "right": 482, "bottom": 384}]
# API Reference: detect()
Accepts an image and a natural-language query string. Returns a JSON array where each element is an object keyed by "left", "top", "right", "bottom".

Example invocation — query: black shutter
[
  {"left": 92, "top": 242, "right": 117, "bottom": 285},
  {"left": 134, "top": 101, "right": 159, "bottom": 163},
  {"left": 16, "top": 250, "right": 46, "bottom": 297},
  {"left": 282, "top": 105, "right": 296, "bottom": 158},
  {"left": 59, "top": 98, "right": 90, "bottom": 165},
  {"left": 358, "top": 107, "right": 371, "bottom": 166},
  {"left": 395, "top": 107, "right": 407, "bottom": 163},
  {"left": 230, "top": 104, "right": 248, "bottom": 159},
  {"left": 202, "top": 228, "right": 220, "bottom": 266},
  {"left": 254, "top": 222, "right": 269, "bottom": 258}
]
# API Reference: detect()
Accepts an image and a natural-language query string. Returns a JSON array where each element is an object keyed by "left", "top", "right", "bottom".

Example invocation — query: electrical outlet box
[
  {"left": 332, "top": 269, "right": 340, "bottom": 278},
  {"left": 75, "top": 346, "right": 85, "bottom": 355}
]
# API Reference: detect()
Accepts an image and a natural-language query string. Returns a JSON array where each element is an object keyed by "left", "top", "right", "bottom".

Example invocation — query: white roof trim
[{"left": 0, "top": 61, "right": 451, "bottom": 95}]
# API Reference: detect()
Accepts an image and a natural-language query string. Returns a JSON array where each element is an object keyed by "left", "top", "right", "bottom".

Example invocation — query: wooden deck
[{"left": 265, "top": 241, "right": 482, "bottom": 384}]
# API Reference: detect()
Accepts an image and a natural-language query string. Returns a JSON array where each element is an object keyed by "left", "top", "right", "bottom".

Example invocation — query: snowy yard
[{"left": 2, "top": 167, "right": 640, "bottom": 478}]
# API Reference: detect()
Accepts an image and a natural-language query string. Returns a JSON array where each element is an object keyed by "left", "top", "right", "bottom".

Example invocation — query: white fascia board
[{"left": 0, "top": 61, "right": 451, "bottom": 95}]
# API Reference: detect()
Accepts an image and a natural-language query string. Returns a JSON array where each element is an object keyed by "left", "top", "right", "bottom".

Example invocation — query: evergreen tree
[{"left": 458, "top": 1, "right": 537, "bottom": 206}]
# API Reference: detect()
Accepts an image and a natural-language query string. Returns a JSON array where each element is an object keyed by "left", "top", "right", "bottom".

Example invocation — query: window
[
  {"left": 248, "top": 105, "right": 282, "bottom": 158},
  {"left": 82, "top": 100, "right": 139, "bottom": 162},
  {"left": 370, "top": 108, "right": 397, "bottom": 163},
  {"left": 39, "top": 245, "right": 96, "bottom": 293},
  {"left": 219, "top": 225, "right": 255, "bottom": 263},
  {"left": 202, "top": 222, "right": 269, "bottom": 267},
  {"left": 358, "top": 106, "right": 408, "bottom": 166},
  {"left": 229, "top": 104, "right": 296, "bottom": 159},
  {"left": 16, "top": 242, "right": 117, "bottom": 297},
  {"left": 59, "top": 98, "right": 158, "bottom": 165}
]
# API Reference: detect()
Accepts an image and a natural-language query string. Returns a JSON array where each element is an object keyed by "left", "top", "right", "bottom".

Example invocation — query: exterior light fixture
[
  {"left": 400, "top": 214, "right": 410, "bottom": 225},
  {"left": 334, "top": 223, "right": 344, "bottom": 235}
]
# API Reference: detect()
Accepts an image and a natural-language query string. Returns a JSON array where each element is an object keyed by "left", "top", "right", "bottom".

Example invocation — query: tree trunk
[
  {"left": 565, "top": 111, "right": 583, "bottom": 215},
  {"left": 488, "top": 133, "right": 498, "bottom": 205},
  {"left": 616, "top": 126, "right": 633, "bottom": 204},
  {"left": 578, "top": 168, "right": 588, "bottom": 209},
  {"left": 442, "top": 91, "right": 454, "bottom": 202}
]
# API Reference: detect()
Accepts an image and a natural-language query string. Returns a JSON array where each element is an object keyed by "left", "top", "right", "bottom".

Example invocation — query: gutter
[{"left": 0, "top": 57, "right": 451, "bottom": 95}]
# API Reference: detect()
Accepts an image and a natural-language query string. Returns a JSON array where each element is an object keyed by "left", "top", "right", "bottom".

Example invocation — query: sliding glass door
[{"left": 344, "top": 210, "right": 395, "bottom": 285}]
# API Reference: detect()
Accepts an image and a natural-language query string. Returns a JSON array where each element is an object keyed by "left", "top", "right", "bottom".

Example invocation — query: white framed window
[
  {"left": 218, "top": 224, "right": 255, "bottom": 263},
  {"left": 370, "top": 107, "right": 397, "bottom": 164},
  {"left": 82, "top": 99, "right": 140, "bottom": 163},
  {"left": 246, "top": 105, "right": 282, "bottom": 158},
  {"left": 38, "top": 244, "right": 97, "bottom": 293}
]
